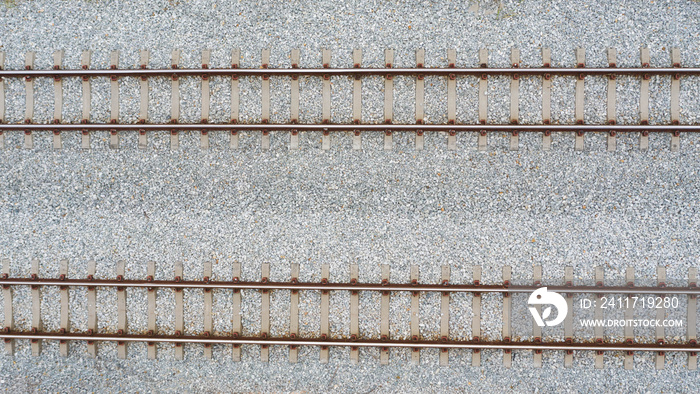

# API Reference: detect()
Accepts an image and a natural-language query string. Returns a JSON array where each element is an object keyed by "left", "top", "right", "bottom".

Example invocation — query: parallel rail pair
[
  {"left": 1, "top": 259, "right": 698, "bottom": 369},
  {"left": 0, "top": 48, "right": 698, "bottom": 151}
]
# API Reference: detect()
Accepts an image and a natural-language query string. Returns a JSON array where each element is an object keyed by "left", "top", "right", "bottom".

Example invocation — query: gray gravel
[{"left": 2, "top": 0, "right": 700, "bottom": 392}]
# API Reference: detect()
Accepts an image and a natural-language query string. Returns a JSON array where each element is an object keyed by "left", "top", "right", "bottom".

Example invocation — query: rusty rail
[
  {"left": 1, "top": 331, "right": 698, "bottom": 353},
  {"left": 1, "top": 67, "right": 699, "bottom": 78},
  {"left": 1, "top": 277, "right": 697, "bottom": 295}
]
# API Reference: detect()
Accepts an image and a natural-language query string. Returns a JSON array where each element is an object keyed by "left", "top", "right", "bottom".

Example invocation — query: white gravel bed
[{"left": 2, "top": 0, "right": 700, "bottom": 391}]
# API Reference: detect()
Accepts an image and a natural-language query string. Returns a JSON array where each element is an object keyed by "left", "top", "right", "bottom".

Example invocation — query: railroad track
[
  {"left": 1, "top": 259, "right": 697, "bottom": 369},
  {"left": 0, "top": 47, "right": 698, "bottom": 151}
]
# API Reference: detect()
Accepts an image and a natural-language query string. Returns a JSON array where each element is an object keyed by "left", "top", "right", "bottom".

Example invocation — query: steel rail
[
  {"left": 0, "top": 67, "right": 699, "bottom": 78},
  {"left": 0, "top": 124, "right": 697, "bottom": 132},
  {"left": 1, "top": 278, "right": 696, "bottom": 295},
  {"left": 0, "top": 331, "right": 697, "bottom": 352}
]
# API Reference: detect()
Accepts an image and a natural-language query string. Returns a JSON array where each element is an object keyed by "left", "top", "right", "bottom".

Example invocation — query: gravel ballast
[{"left": 1, "top": 0, "right": 700, "bottom": 392}]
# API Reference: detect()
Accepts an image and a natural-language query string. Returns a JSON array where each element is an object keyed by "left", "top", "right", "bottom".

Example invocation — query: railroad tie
[
  {"left": 203, "top": 261, "right": 213, "bottom": 359},
  {"left": 289, "top": 263, "right": 300, "bottom": 362},
  {"left": 415, "top": 48, "right": 425, "bottom": 150},
  {"left": 0, "top": 51, "right": 4, "bottom": 149},
  {"left": 380, "top": 264, "right": 390, "bottom": 364},
  {"left": 574, "top": 48, "right": 585, "bottom": 151},
  {"left": 502, "top": 266, "right": 512, "bottom": 367},
  {"left": 478, "top": 48, "right": 488, "bottom": 151},
  {"left": 174, "top": 261, "right": 184, "bottom": 360},
  {"left": 472, "top": 266, "right": 482, "bottom": 366},
  {"left": 322, "top": 49, "right": 331, "bottom": 150},
  {"left": 350, "top": 263, "right": 360, "bottom": 364},
  {"left": 232, "top": 262, "right": 242, "bottom": 361},
  {"left": 594, "top": 266, "right": 604, "bottom": 369},
  {"left": 138, "top": 50, "right": 150, "bottom": 150},
  {"left": 117, "top": 260, "right": 127, "bottom": 359},
  {"left": 410, "top": 265, "right": 420, "bottom": 365},
  {"left": 352, "top": 49, "right": 362, "bottom": 150},
  {"left": 639, "top": 48, "right": 650, "bottom": 151},
  {"left": 201, "top": 49, "right": 211, "bottom": 150},
  {"left": 261, "top": 49, "right": 271, "bottom": 150},
  {"left": 532, "top": 265, "right": 542, "bottom": 368},
  {"left": 384, "top": 49, "right": 394, "bottom": 150},
  {"left": 447, "top": 49, "right": 457, "bottom": 151},
  {"left": 509, "top": 48, "right": 520, "bottom": 151},
  {"left": 147, "top": 261, "right": 157, "bottom": 359},
  {"left": 87, "top": 260, "right": 98, "bottom": 357},
  {"left": 606, "top": 48, "right": 617, "bottom": 152},
  {"left": 59, "top": 259, "right": 70, "bottom": 356},
  {"left": 2, "top": 258, "right": 14, "bottom": 355},
  {"left": 688, "top": 268, "right": 698, "bottom": 370},
  {"left": 230, "top": 49, "right": 240, "bottom": 149},
  {"left": 320, "top": 264, "right": 330, "bottom": 363},
  {"left": 384, "top": 49, "right": 394, "bottom": 151},
  {"left": 670, "top": 48, "right": 681, "bottom": 151},
  {"left": 261, "top": 262, "right": 270, "bottom": 362},
  {"left": 80, "top": 50, "right": 92, "bottom": 149},
  {"left": 624, "top": 267, "right": 635, "bottom": 370},
  {"left": 290, "top": 49, "right": 301, "bottom": 150},
  {"left": 656, "top": 266, "right": 666, "bottom": 370},
  {"left": 24, "top": 51, "right": 35, "bottom": 149},
  {"left": 440, "top": 265, "right": 451, "bottom": 366},
  {"left": 541, "top": 48, "right": 552, "bottom": 150},
  {"left": 170, "top": 49, "right": 181, "bottom": 150},
  {"left": 564, "top": 266, "right": 574, "bottom": 367},
  {"left": 31, "top": 258, "right": 42, "bottom": 356},
  {"left": 109, "top": 50, "right": 120, "bottom": 149},
  {"left": 53, "top": 50, "right": 64, "bottom": 149}
]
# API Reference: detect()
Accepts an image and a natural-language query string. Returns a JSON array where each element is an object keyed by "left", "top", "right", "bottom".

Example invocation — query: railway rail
[
  {"left": 1, "top": 259, "right": 697, "bottom": 369},
  {"left": 0, "top": 47, "right": 698, "bottom": 151}
]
